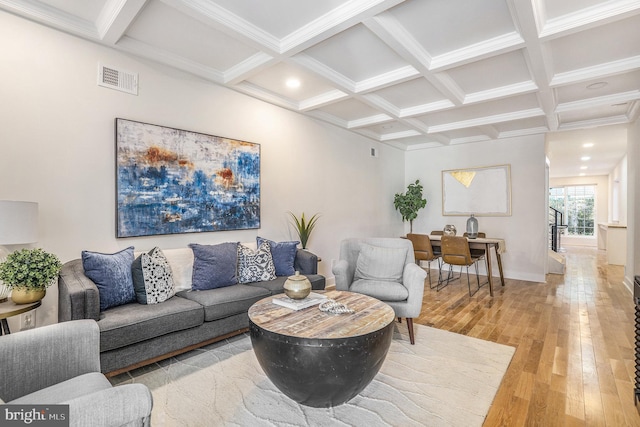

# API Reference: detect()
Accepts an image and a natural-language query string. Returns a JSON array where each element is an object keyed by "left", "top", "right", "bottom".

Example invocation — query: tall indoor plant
[
  {"left": 288, "top": 212, "right": 320, "bottom": 249},
  {"left": 0, "top": 248, "right": 61, "bottom": 304},
  {"left": 394, "top": 180, "right": 427, "bottom": 234}
]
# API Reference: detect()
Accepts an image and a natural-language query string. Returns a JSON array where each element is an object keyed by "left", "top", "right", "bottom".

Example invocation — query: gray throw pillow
[
  {"left": 237, "top": 242, "right": 276, "bottom": 283},
  {"left": 189, "top": 242, "right": 238, "bottom": 290},
  {"left": 82, "top": 247, "right": 136, "bottom": 311},
  {"left": 354, "top": 243, "right": 408, "bottom": 283},
  {"left": 132, "top": 247, "right": 175, "bottom": 304}
]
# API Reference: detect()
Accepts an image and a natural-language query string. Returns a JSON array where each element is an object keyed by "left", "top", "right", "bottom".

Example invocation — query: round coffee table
[{"left": 248, "top": 290, "right": 395, "bottom": 408}]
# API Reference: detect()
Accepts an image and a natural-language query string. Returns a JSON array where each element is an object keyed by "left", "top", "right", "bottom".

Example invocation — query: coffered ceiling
[{"left": 2, "top": 0, "right": 637, "bottom": 175}]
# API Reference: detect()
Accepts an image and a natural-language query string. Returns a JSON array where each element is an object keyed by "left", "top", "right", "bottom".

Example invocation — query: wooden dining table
[{"left": 429, "top": 234, "right": 506, "bottom": 296}]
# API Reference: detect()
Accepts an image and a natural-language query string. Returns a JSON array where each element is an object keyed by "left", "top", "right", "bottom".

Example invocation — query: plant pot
[{"left": 11, "top": 288, "right": 46, "bottom": 304}]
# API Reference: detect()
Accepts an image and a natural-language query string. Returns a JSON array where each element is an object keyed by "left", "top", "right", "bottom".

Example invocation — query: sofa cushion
[
  {"left": 350, "top": 279, "right": 409, "bottom": 302},
  {"left": 256, "top": 237, "right": 299, "bottom": 276},
  {"left": 354, "top": 243, "right": 407, "bottom": 283},
  {"left": 176, "top": 285, "right": 270, "bottom": 322},
  {"left": 82, "top": 247, "right": 136, "bottom": 311},
  {"left": 189, "top": 242, "right": 238, "bottom": 290},
  {"left": 237, "top": 242, "right": 276, "bottom": 283},
  {"left": 98, "top": 296, "right": 204, "bottom": 351},
  {"left": 132, "top": 247, "right": 175, "bottom": 304}
]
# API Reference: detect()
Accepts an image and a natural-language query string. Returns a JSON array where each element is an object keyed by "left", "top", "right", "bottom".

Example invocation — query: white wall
[
  {"left": 549, "top": 175, "right": 609, "bottom": 247},
  {"left": 0, "top": 12, "right": 406, "bottom": 327},
  {"left": 405, "top": 136, "right": 548, "bottom": 282},
  {"left": 610, "top": 156, "right": 628, "bottom": 225},
  {"left": 626, "top": 119, "right": 639, "bottom": 291}
]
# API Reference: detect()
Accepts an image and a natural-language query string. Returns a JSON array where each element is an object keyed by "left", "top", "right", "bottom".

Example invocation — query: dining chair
[
  {"left": 463, "top": 232, "right": 488, "bottom": 272},
  {"left": 440, "top": 235, "right": 490, "bottom": 296},
  {"left": 406, "top": 233, "right": 441, "bottom": 288}
]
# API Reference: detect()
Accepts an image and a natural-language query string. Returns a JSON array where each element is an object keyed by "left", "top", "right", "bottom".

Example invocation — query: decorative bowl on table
[{"left": 443, "top": 224, "right": 457, "bottom": 236}]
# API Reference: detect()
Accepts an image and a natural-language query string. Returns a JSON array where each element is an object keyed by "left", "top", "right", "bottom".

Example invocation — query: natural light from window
[{"left": 549, "top": 185, "right": 596, "bottom": 236}]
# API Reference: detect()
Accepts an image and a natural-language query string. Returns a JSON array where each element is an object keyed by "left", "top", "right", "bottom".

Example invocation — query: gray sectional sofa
[{"left": 58, "top": 246, "right": 325, "bottom": 375}]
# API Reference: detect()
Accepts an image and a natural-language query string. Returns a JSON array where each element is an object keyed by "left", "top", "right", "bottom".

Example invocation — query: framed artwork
[
  {"left": 115, "top": 118, "right": 260, "bottom": 238},
  {"left": 442, "top": 164, "right": 511, "bottom": 216}
]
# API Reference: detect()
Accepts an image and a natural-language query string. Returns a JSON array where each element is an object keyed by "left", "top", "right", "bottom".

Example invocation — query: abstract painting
[
  {"left": 442, "top": 164, "right": 511, "bottom": 216},
  {"left": 116, "top": 118, "right": 260, "bottom": 237}
]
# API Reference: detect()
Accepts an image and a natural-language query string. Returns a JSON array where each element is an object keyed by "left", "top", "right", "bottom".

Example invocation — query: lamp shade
[{"left": 0, "top": 201, "right": 38, "bottom": 244}]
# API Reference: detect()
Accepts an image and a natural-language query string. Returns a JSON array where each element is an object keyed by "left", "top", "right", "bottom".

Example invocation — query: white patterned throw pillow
[
  {"left": 132, "top": 247, "right": 176, "bottom": 304},
  {"left": 237, "top": 242, "right": 276, "bottom": 284}
]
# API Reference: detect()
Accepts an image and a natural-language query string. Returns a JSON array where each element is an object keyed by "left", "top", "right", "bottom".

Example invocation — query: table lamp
[{"left": 0, "top": 201, "right": 39, "bottom": 302}]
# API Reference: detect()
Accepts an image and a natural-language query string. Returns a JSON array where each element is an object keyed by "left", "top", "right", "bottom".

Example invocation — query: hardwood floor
[{"left": 415, "top": 246, "right": 640, "bottom": 426}]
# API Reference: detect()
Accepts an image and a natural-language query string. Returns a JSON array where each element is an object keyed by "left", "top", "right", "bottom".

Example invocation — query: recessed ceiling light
[
  {"left": 580, "top": 166, "right": 588, "bottom": 170},
  {"left": 579, "top": 173, "right": 586, "bottom": 176},
  {"left": 285, "top": 78, "right": 301, "bottom": 89},
  {"left": 582, "top": 143, "right": 594, "bottom": 148},
  {"left": 581, "top": 156, "right": 591, "bottom": 161},
  {"left": 586, "top": 81, "right": 607, "bottom": 90}
]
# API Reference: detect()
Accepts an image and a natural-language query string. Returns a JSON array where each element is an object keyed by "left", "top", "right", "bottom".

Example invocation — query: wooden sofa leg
[{"left": 406, "top": 318, "right": 415, "bottom": 345}]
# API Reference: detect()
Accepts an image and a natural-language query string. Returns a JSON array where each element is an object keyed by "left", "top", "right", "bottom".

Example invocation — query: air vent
[
  {"left": 98, "top": 63, "right": 138, "bottom": 95},
  {"left": 370, "top": 147, "right": 378, "bottom": 157}
]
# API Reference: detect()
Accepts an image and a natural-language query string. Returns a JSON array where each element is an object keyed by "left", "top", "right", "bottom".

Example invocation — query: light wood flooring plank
[{"left": 416, "top": 246, "right": 639, "bottom": 426}]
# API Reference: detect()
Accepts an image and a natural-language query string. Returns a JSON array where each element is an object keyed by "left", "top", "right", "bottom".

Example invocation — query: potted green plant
[
  {"left": 394, "top": 180, "right": 427, "bottom": 234},
  {"left": 0, "top": 248, "right": 61, "bottom": 304},
  {"left": 288, "top": 212, "right": 320, "bottom": 249}
]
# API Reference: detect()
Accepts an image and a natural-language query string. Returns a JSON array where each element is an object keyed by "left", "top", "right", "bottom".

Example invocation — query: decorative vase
[
  {"left": 466, "top": 214, "right": 478, "bottom": 239},
  {"left": 443, "top": 224, "right": 457, "bottom": 236},
  {"left": 284, "top": 271, "right": 312, "bottom": 300},
  {"left": 10, "top": 288, "right": 46, "bottom": 304}
]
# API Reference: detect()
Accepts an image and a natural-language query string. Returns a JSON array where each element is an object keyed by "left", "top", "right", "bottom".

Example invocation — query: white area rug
[{"left": 119, "top": 324, "right": 515, "bottom": 426}]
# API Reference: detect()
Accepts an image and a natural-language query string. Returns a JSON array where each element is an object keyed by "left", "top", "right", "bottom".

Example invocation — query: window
[{"left": 549, "top": 185, "right": 595, "bottom": 236}]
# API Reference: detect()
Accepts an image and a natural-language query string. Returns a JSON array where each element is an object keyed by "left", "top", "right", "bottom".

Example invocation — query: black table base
[{"left": 249, "top": 320, "right": 394, "bottom": 408}]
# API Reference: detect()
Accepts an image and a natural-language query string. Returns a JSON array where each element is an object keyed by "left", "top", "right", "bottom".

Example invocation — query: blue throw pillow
[
  {"left": 82, "top": 247, "right": 136, "bottom": 311},
  {"left": 189, "top": 242, "right": 238, "bottom": 290},
  {"left": 256, "top": 237, "right": 299, "bottom": 276}
]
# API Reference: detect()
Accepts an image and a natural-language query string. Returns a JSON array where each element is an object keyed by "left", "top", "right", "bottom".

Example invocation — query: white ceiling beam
[{"left": 97, "top": 0, "right": 148, "bottom": 45}]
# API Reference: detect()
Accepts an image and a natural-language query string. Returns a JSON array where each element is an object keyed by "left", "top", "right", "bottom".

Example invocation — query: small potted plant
[
  {"left": 0, "top": 248, "right": 62, "bottom": 304},
  {"left": 288, "top": 212, "right": 320, "bottom": 249},
  {"left": 394, "top": 180, "right": 427, "bottom": 234}
]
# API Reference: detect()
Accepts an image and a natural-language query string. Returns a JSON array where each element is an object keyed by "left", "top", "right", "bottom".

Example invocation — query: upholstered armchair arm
[
  {"left": 294, "top": 249, "right": 319, "bottom": 275},
  {"left": 58, "top": 259, "right": 101, "bottom": 322},
  {"left": 332, "top": 259, "right": 353, "bottom": 291},
  {"left": 0, "top": 320, "right": 101, "bottom": 402},
  {"left": 402, "top": 263, "right": 427, "bottom": 318},
  {"left": 66, "top": 385, "right": 152, "bottom": 427}
]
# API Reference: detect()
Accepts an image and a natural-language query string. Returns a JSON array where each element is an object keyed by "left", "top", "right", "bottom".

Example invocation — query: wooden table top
[
  {"left": 248, "top": 290, "right": 395, "bottom": 340},
  {"left": 0, "top": 300, "right": 41, "bottom": 320}
]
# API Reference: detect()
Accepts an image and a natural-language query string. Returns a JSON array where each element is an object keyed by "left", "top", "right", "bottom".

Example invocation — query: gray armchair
[
  {"left": 333, "top": 238, "right": 427, "bottom": 344},
  {"left": 0, "top": 320, "right": 152, "bottom": 427}
]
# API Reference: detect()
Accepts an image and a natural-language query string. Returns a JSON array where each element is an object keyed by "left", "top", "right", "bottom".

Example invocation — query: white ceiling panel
[
  {"left": 445, "top": 50, "right": 533, "bottom": 95},
  {"left": 210, "top": 0, "right": 349, "bottom": 39},
  {"left": 549, "top": 14, "right": 640, "bottom": 74},
  {"left": 303, "top": 24, "right": 410, "bottom": 83},
  {"left": 2, "top": 0, "right": 637, "bottom": 177},
  {"left": 126, "top": 1, "right": 258, "bottom": 71},
  {"left": 245, "top": 62, "right": 338, "bottom": 102},
  {"left": 386, "top": 0, "right": 516, "bottom": 57}
]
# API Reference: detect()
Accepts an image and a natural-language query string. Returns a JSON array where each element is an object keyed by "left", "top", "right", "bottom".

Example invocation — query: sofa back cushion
[{"left": 189, "top": 242, "right": 238, "bottom": 290}]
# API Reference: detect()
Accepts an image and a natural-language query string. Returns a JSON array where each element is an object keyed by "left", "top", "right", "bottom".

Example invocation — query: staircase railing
[{"left": 549, "top": 207, "right": 567, "bottom": 252}]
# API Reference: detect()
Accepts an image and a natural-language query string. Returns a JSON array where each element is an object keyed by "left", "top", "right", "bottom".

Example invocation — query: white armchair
[
  {"left": 0, "top": 319, "right": 152, "bottom": 427},
  {"left": 332, "top": 238, "right": 427, "bottom": 344}
]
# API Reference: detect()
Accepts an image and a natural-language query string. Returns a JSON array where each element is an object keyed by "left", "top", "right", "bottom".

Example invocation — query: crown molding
[
  {"left": 428, "top": 108, "right": 544, "bottom": 133},
  {"left": 348, "top": 114, "right": 393, "bottom": 129},
  {"left": 430, "top": 32, "right": 525, "bottom": 71},
  {"left": 550, "top": 56, "right": 640, "bottom": 87},
  {"left": 354, "top": 65, "right": 419, "bottom": 93},
  {"left": 555, "top": 91, "right": 640, "bottom": 113},
  {"left": 299, "top": 90, "right": 350, "bottom": 111},
  {"left": 464, "top": 81, "right": 539, "bottom": 105}
]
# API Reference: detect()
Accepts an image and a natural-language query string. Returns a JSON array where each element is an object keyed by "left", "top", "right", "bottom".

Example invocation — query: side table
[{"left": 0, "top": 300, "right": 41, "bottom": 335}]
